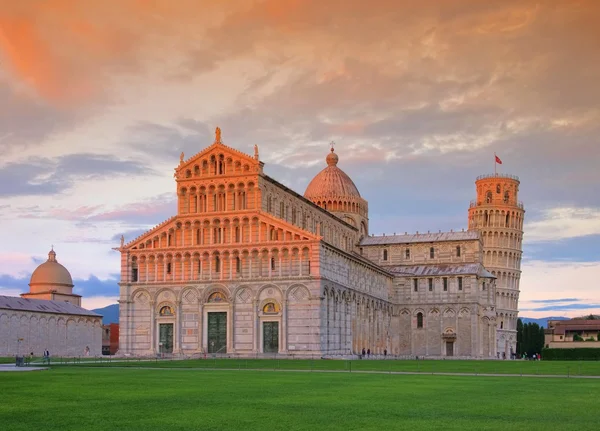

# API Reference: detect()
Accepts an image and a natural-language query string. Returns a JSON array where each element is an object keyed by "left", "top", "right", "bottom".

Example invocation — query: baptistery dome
[
  {"left": 23, "top": 248, "right": 81, "bottom": 305},
  {"left": 304, "top": 148, "right": 361, "bottom": 200},
  {"left": 29, "top": 248, "right": 74, "bottom": 288}
]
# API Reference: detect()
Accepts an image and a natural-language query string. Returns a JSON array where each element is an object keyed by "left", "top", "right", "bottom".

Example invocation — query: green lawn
[
  {"left": 0, "top": 367, "right": 598, "bottom": 431},
  {"left": 47, "top": 357, "right": 600, "bottom": 376}
]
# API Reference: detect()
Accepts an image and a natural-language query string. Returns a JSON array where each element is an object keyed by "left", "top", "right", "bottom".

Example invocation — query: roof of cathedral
[
  {"left": 384, "top": 263, "right": 495, "bottom": 278},
  {"left": 304, "top": 148, "right": 362, "bottom": 200},
  {"left": 360, "top": 230, "right": 479, "bottom": 246},
  {"left": 29, "top": 248, "right": 74, "bottom": 287},
  {"left": 0, "top": 295, "right": 100, "bottom": 317},
  {"left": 261, "top": 174, "right": 359, "bottom": 231}
]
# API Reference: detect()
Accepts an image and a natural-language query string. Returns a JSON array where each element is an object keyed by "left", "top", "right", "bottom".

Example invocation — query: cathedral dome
[
  {"left": 29, "top": 249, "right": 74, "bottom": 288},
  {"left": 304, "top": 148, "right": 361, "bottom": 200}
]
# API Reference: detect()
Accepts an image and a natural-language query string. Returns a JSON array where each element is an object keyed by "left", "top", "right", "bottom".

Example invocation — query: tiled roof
[
  {"left": 549, "top": 320, "right": 600, "bottom": 334},
  {"left": 384, "top": 263, "right": 495, "bottom": 278},
  {"left": 0, "top": 296, "right": 101, "bottom": 317},
  {"left": 360, "top": 230, "right": 479, "bottom": 246},
  {"left": 304, "top": 149, "right": 362, "bottom": 199}
]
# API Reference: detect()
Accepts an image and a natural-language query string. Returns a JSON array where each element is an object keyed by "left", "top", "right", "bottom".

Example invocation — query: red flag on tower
[{"left": 495, "top": 155, "right": 503, "bottom": 164}]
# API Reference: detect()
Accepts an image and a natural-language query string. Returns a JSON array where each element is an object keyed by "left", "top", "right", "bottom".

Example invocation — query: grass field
[
  {"left": 0, "top": 367, "right": 598, "bottom": 431},
  {"left": 46, "top": 357, "right": 600, "bottom": 376}
]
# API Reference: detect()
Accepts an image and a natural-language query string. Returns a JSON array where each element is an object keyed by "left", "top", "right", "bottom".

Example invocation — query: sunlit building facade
[{"left": 117, "top": 129, "right": 521, "bottom": 358}]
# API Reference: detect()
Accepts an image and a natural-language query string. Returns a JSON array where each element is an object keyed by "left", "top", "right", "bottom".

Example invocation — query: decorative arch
[
  {"left": 159, "top": 305, "right": 174, "bottom": 316},
  {"left": 202, "top": 285, "right": 231, "bottom": 303},
  {"left": 260, "top": 299, "right": 281, "bottom": 314}
]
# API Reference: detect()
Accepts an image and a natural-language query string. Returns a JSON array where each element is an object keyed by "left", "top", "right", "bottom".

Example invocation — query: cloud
[
  {"left": 126, "top": 121, "right": 213, "bottom": 160},
  {"left": 87, "top": 193, "right": 176, "bottom": 225},
  {"left": 0, "top": 153, "right": 153, "bottom": 197},
  {"left": 529, "top": 298, "right": 581, "bottom": 304},
  {"left": 519, "top": 260, "right": 600, "bottom": 318},
  {"left": 525, "top": 207, "right": 600, "bottom": 242},
  {"left": 522, "top": 303, "right": 600, "bottom": 312}
]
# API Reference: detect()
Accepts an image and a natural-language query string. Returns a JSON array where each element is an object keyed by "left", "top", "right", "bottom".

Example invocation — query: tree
[
  {"left": 516, "top": 320, "right": 544, "bottom": 357},
  {"left": 516, "top": 319, "right": 523, "bottom": 355}
]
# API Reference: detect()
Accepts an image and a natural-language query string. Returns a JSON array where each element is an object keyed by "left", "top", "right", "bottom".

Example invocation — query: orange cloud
[{"left": 0, "top": 0, "right": 224, "bottom": 106}]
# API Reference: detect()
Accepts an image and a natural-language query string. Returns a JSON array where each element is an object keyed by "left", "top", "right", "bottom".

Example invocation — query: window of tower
[
  {"left": 504, "top": 191, "right": 510, "bottom": 203},
  {"left": 430, "top": 247, "right": 435, "bottom": 259},
  {"left": 443, "top": 277, "right": 448, "bottom": 291},
  {"left": 496, "top": 184, "right": 501, "bottom": 194},
  {"left": 486, "top": 191, "right": 492, "bottom": 203},
  {"left": 458, "top": 277, "right": 463, "bottom": 291},
  {"left": 456, "top": 246, "right": 461, "bottom": 257},
  {"left": 383, "top": 249, "right": 388, "bottom": 261},
  {"left": 413, "top": 279, "right": 418, "bottom": 292},
  {"left": 428, "top": 278, "right": 433, "bottom": 291},
  {"left": 406, "top": 249, "right": 410, "bottom": 259},
  {"left": 417, "top": 312, "right": 424, "bottom": 328}
]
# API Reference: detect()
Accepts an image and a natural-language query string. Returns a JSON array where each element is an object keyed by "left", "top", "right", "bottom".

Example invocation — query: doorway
[
  {"left": 445, "top": 341, "right": 454, "bottom": 357},
  {"left": 207, "top": 312, "right": 227, "bottom": 354},
  {"left": 263, "top": 321, "right": 279, "bottom": 353},
  {"left": 159, "top": 323, "right": 173, "bottom": 354}
]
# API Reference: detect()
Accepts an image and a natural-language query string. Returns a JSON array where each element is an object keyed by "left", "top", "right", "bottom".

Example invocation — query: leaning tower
[{"left": 468, "top": 173, "right": 525, "bottom": 358}]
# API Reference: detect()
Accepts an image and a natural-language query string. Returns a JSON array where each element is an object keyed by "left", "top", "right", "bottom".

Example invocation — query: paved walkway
[{"left": 0, "top": 364, "right": 48, "bottom": 372}]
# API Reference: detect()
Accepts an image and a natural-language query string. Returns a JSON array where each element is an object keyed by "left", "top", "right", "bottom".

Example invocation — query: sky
[{"left": 0, "top": 0, "right": 599, "bottom": 318}]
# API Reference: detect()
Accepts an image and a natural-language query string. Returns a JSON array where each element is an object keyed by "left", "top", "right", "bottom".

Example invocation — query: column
[
  {"left": 228, "top": 303, "right": 235, "bottom": 352},
  {"left": 279, "top": 254, "right": 282, "bottom": 277},
  {"left": 281, "top": 299, "right": 288, "bottom": 353},
  {"left": 198, "top": 302, "right": 204, "bottom": 353},
  {"left": 149, "top": 301, "right": 156, "bottom": 354},
  {"left": 175, "top": 301, "right": 182, "bottom": 353},
  {"left": 252, "top": 300, "right": 259, "bottom": 353}
]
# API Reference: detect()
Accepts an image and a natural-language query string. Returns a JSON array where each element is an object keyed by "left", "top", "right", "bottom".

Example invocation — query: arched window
[
  {"left": 500, "top": 321, "right": 504, "bottom": 329},
  {"left": 271, "top": 257, "right": 276, "bottom": 271},
  {"left": 236, "top": 256, "right": 241, "bottom": 273},
  {"left": 405, "top": 249, "right": 410, "bottom": 259},
  {"left": 207, "top": 292, "right": 226, "bottom": 303},
  {"left": 166, "top": 262, "right": 172, "bottom": 274},
  {"left": 456, "top": 246, "right": 461, "bottom": 257},
  {"left": 159, "top": 306, "right": 174, "bottom": 316},
  {"left": 383, "top": 249, "right": 388, "bottom": 261},
  {"left": 417, "top": 312, "right": 424, "bottom": 328},
  {"left": 486, "top": 191, "right": 493, "bottom": 203},
  {"left": 504, "top": 191, "right": 510, "bottom": 203},
  {"left": 215, "top": 255, "right": 220, "bottom": 273},
  {"left": 131, "top": 262, "right": 138, "bottom": 282},
  {"left": 496, "top": 184, "right": 501, "bottom": 194},
  {"left": 430, "top": 247, "right": 435, "bottom": 259}
]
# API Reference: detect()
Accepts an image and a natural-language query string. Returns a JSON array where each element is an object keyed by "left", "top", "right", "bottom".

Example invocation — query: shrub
[{"left": 542, "top": 348, "right": 600, "bottom": 361}]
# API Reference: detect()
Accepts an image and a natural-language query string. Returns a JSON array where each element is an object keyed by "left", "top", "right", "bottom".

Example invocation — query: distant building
[
  {"left": 102, "top": 323, "right": 120, "bottom": 355},
  {"left": 0, "top": 249, "right": 102, "bottom": 357},
  {"left": 116, "top": 129, "right": 525, "bottom": 359},
  {"left": 545, "top": 319, "right": 600, "bottom": 348}
]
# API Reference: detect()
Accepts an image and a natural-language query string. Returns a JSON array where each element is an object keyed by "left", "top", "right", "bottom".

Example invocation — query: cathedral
[{"left": 117, "top": 128, "right": 524, "bottom": 359}]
